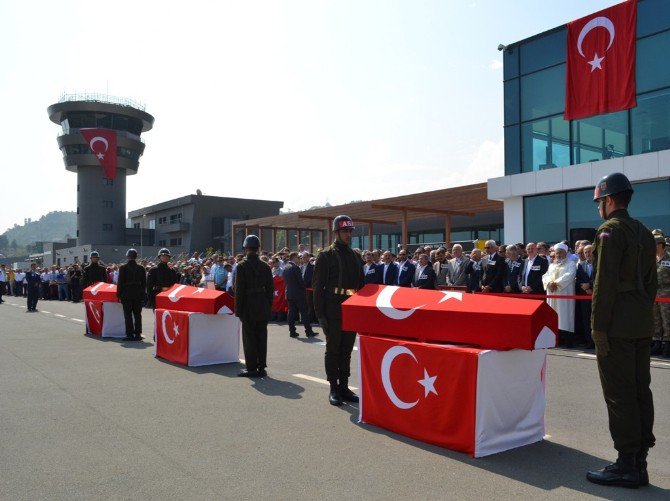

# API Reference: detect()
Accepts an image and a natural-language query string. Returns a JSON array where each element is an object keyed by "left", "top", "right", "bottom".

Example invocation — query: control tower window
[{"left": 103, "top": 178, "right": 114, "bottom": 186}]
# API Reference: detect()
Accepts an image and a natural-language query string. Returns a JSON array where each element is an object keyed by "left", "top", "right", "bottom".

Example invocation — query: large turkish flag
[
  {"left": 155, "top": 309, "right": 190, "bottom": 365},
  {"left": 359, "top": 335, "right": 478, "bottom": 454},
  {"left": 564, "top": 0, "right": 637, "bottom": 120},
  {"left": 80, "top": 128, "right": 118, "bottom": 180},
  {"left": 85, "top": 300, "right": 104, "bottom": 335}
]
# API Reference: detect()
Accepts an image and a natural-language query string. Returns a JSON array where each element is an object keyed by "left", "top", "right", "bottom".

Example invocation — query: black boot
[
  {"left": 636, "top": 449, "right": 649, "bottom": 487},
  {"left": 650, "top": 340, "right": 662, "bottom": 356},
  {"left": 328, "top": 381, "right": 342, "bottom": 406},
  {"left": 586, "top": 453, "right": 640, "bottom": 488},
  {"left": 662, "top": 341, "right": 670, "bottom": 358},
  {"left": 339, "top": 378, "right": 359, "bottom": 403}
]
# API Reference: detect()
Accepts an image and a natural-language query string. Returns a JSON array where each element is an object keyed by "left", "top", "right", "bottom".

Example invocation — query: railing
[{"left": 58, "top": 92, "right": 146, "bottom": 111}]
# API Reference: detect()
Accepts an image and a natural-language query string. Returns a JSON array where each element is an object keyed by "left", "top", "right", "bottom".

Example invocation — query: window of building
[
  {"left": 572, "top": 110, "right": 628, "bottom": 164},
  {"left": 170, "top": 237, "right": 182, "bottom": 246},
  {"left": 638, "top": 0, "right": 670, "bottom": 38},
  {"left": 102, "top": 200, "right": 114, "bottom": 209},
  {"left": 158, "top": 240, "right": 167, "bottom": 247},
  {"left": 170, "top": 213, "right": 182, "bottom": 223},
  {"left": 76, "top": 230, "right": 79, "bottom": 237},
  {"left": 520, "top": 64, "right": 566, "bottom": 121},
  {"left": 103, "top": 178, "right": 114, "bottom": 186},
  {"left": 632, "top": 88, "right": 670, "bottom": 154},
  {"left": 158, "top": 216, "right": 167, "bottom": 225},
  {"left": 637, "top": 29, "right": 670, "bottom": 94},
  {"left": 76, "top": 207, "right": 79, "bottom": 214},
  {"left": 521, "top": 114, "right": 570, "bottom": 172},
  {"left": 102, "top": 224, "right": 113, "bottom": 231},
  {"left": 524, "top": 193, "right": 566, "bottom": 243},
  {"left": 504, "top": 79, "right": 520, "bottom": 125},
  {"left": 628, "top": 179, "right": 670, "bottom": 233},
  {"left": 133, "top": 223, "right": 140, "bottom": 229},
  {"left": 519, "top": 28, "right": 566, "bottom": 75},
  {"left": 149, "top": 219, "right": 156, "bottom": 229},
  {"left": 503, "top": 47, "right": 519, "bottom": 81},
  {"left": 505, "top": 125, "right": 521, "bottom": 175},
  {"left": 567, "top": 189, "right": 601, "bottom": 238}
]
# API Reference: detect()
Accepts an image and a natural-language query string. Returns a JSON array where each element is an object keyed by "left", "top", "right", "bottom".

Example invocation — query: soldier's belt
[{"left": 331, "top": 288, "right": 358, "bottom": 296}]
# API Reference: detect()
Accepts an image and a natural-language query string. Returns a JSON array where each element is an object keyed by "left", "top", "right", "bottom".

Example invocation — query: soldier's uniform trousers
[
  {"left": 242, "top": 319, "right": 268, "bottom": 372},
  {"left": 597, "top": 337, "right": 655, "bottom": 454},
  {"left": 653, "top": 292, "right": 670, "bottom": 341},
  {"left": 323, "top": 294, "right": 356, "bottom": 382},
  {"left": 122, "top": 298, "right": 143, "bottom": 336}
]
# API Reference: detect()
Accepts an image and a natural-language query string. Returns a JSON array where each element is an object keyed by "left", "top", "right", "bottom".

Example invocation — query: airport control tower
[{"left": 48, "top": 94, "right": 155, "bottom": 246}]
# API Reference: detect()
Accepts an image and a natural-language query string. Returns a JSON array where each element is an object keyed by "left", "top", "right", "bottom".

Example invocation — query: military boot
[
  {"left": 636, "top": 449, "right": 649, "bottom": 487},
  {"left": 328, "top": 381, "right": 342, "bottom": 406},
  {"left": 650, "top": 340, "right": 662, "bottom": 355},
  {"left": 339, "top": 378, "right": 359, "bottom": 403},
  {"left": 586, "top": 453, "right": 640, "bottom": 488},
  {"left": 662, "top": 341, "right": 670, "bottom": 358}
]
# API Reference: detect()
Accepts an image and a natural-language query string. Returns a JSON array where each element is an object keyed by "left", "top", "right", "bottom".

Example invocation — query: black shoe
[
  {"left": 339, "top": 378, "right": 359, "bottom": 403},
  {"left": 306, "top": 331, "right": 317, "bottom": 338},
  {"left": 134, "top": 335, "right": 145, "bottom": 341},
  {"left": 587, "top": 454, "right": 640, "bottom": 488},
  {"left": 329, "top": 388, "right": 343, "bottom": 406},
  {"left": 123, "top": 335, "right": 135, "bottom": 341},
  {"left": 258, "top": 369, "right": 267, "bottom": 377},
  {"left": 289, "top": 332, "right": 299, "bottom": 338},
  {"left": 650, "top": 340, "right": 662, "bottom": 356},
  {"left": 636, "top": 449, "right": 649, "bottom": 487},
  {"left": 238, "top": 370, "right": 261, "bottom": 378}
]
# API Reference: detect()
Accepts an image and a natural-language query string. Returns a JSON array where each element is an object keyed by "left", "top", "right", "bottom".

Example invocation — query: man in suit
[
  {"left": 433, "top": 248, "right": 450, "bottom": 287},
  {"left": 576, "top": 243, "right": 594, "bottom": 347},
  {"left": 503, "top": 245, "right": 523, "bottom": 293},
  {"left": 520, "top": 242, "right": 549, "bottom": 295},
  {"left": 465, "top": 249, "right": 483, "bottom": 292},
  {"left": 283, "top": 252, "right": 315, "bottom": 338},
  {"left": 25, "top": 263, "right": 41, "bottom": 312},
  {"left": 414, "top": 254, "right": 437, "bottom": 289},
  {"left": 117, "top": 249, "right": 147, "bottom": 342},
  {"left": 448, "top": 244, "right": 470, "bottom": 287},
  {"left": 481, "top": 240, "right": 506, "bottom": 293},
  {"left": 396, "top": 249, "right": 415, "bottom": 287},
  {"left": 363, "top": 251, "right": 382, "bottom": 285},
  {"left": 301, "top": 252, "right": 317, "bottom": 324},
  {"left": 380, "top": 251, "right": 398, "bottom": 285}
]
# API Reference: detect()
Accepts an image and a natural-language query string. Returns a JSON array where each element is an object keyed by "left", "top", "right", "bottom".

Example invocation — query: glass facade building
[{"left": 491, "top": 0, "right": 670, "bottom": 243}]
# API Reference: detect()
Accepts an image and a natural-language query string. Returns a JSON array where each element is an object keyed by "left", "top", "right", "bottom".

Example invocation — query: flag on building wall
[
  {"left": 80, "top": 128, "right": 118, "bottom": 180},
  {"left": 564, "top": 0, "right": 637, "bottom": 120}
]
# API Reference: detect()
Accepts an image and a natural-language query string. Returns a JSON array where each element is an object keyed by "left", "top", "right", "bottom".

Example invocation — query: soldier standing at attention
[
  {"left": 117, "top": 249, "right": 147, "bottom": 342},
  {"left": 651, "top": 229, "right": 670, "bottom": 358},
  {"left": 234, "top": 235, "right": 274, "bottom": 378},
  {"left": 82, "top": 251, "right": 108, "bottom": 289},
  {"left": 587, "top": 173, "right": 657, "bottom": 489},
  {"left": 146, "top": 248, "right": 178, "bottom": 309},
  {"left": 313, "top": 215, "right": 364, "bottom": 406},
  {"left": 25, "top": 263, "right": 41, "bottom": 312}
]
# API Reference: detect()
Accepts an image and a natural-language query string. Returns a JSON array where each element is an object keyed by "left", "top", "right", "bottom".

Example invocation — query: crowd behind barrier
[{"left": 1, "top": 233, "right": 668, "bottom": 357}]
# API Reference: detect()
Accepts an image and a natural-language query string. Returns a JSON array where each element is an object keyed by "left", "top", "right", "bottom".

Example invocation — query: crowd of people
[{"left": 1, "top": 231, "right": 668, "bottom": 357}]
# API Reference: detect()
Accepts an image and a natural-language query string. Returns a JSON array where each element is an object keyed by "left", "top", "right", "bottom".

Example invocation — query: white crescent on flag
[
  {"left": 375, "top": 286, "right": 425, "bottom": 320},
  {"left": 90, "top": 282, "right": 105, "bottom": 296},
  {"left": 87, "top": 301, "right": 102, "bottom": 325},
  {"left": 381, "top": 346, "right": 419, "bottom": 409},
  {"left": 89, "top": 136, "right": 109, "bottom": 152},
  {"left": 161, "top": 310, "right": 179, "bottom": 344},
  {"left": 577, "top": 16, "right": 615, "bottom": 58},
  {"left": 168, "top": 285, "right": 188, "bottom": 303}
]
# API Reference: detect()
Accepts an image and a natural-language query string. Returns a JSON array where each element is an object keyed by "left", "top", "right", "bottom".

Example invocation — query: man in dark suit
[
  {"left": 117, "top": 249, "right": 147, "bottom": 341},
  {"left": 363, "top": 251, "right": 383, "bottom": 285},
  {"left": 465, "top": 249, "right": 483, "bottom": 292},
  {"left": 396, "top": 249, "right": 415, "bottom": 287},
  {"left": 301, "top": 253, "right": 317, "bottom": 324},
  {"left": 413, "top": 254, "right": 437, "bottom": 289},
  {"left": 520, "top": 242, "right": 549, "bottom": 295},
  {"left": 380, "top": 251, "right": 398, "bottom": 285},
  {"left": 576, "top": 243, "right": 594, "bottom": 347},
  {"left": 283, "top": 252, "right": 316, "bottom": 338},
  {"left": 503, "top": 245, "right": 523, "bottom": 293},
  {"left": 481, "top": 240, "right": 506, "bottom": 293}
]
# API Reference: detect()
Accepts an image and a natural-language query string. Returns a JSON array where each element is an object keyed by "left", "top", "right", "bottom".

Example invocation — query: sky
[{"left": 0, "top": 0, "right": 619, "bottom": 233}]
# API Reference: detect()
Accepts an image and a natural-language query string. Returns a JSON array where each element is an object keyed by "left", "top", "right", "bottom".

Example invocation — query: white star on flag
[
  {"left": 588, "top": 53, "right": 605, "bottom": 72},
  {"left": 192, "top": 288, "right": 205, "bottom": 294},
  {"left": 418, "top": 368, "right": 438, "bottom": 398},
  {"left": 438, "top": 291, "right": 463, "bottom": 303},
  {"left": 97, "top": 152, "right": 105, "bottom": 159},
  {"left": 173, "top": 323, "right": 179, "bottom": 337}
]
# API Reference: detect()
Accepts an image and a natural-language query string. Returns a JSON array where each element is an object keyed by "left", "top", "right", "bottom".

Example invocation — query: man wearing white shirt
[
  {"left": 521, "top": 242, "right": 549, "bottom": 294},
  {"left": 542, "top": 242, "right": 577, "bottom": 347},
  {"left": 14, "top": 270, "right": 25, "bottom": 296},
  {"left": 448, "top": 244, "right": 469, "bottom": 287}
]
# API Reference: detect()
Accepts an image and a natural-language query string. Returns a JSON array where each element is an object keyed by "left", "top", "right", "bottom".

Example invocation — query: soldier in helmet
[
  {"left": 234, "top": 235, "right": 274, "bottom": 377},
  {"left": 651, "top": 229, "right": 670, "bottom": 358},
  {"left": 312, "top": 215, "right": 364, "bottom": 406},
  {"left": 146, "top": 248, "right": 178, "bottom": 309},
  {"left": 82, "top": 251, "right": 108, "bottom": 289},
  {"left": 117, "top": 249, "right": 147, "bottom": 341},
  {"left": 586, "top": 173, "right": 657, "bottom": 488}
]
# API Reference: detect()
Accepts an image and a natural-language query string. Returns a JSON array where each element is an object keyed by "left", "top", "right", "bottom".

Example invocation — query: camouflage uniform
[{"left": 652, "top": 229, "right": 670, "bottom": 356}]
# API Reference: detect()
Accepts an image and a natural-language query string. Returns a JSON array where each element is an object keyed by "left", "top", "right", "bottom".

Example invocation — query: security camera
[{"left": 497, "top": 44, "right": 507, "bottom": 52}]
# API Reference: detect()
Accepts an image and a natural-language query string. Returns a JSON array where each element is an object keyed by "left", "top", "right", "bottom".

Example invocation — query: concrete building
[
  {"left": 488, "top": 0, "right": 670, "bottom": 244},
  {"left": 129, "top": 194, "right": 283, "bottom": 255}
]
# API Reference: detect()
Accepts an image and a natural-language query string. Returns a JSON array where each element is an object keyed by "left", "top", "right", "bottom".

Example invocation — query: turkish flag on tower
[
  {"left": 564, "top": 0, "right": 637, "bottom": 120},
  {"left": 80, "top": 128, "right": 118, "bottom": 180}
]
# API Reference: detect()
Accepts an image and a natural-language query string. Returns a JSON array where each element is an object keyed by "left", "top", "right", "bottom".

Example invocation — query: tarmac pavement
[{"left": 0, "top": 297, "right": 669, "bottom": 500}]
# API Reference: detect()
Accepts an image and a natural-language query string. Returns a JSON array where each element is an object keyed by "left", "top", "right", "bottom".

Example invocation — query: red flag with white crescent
[
  {"left": 80, "top": 128, "right": 118, "bottom": 180},
  {"left": 155, "top": 309, "right": 190, "bottom": 365},
  {"left": 564, "top": 0, "right": 637, "bottom": 120},
  {"left": 359, "top": 335, "right": 478, "bottom": 454}
]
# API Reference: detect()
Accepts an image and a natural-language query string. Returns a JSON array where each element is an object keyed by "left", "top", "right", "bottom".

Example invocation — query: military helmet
[
  {"left": 652, "top": 229, "right": 666, "bottom": 245},
  {"left": 90, "top": 251, "right": 99, "bottom": 258},
  {"left": 332, "top": 215, "right": 355, "bottom": 232},
  {"left": 243, "top": 234, "right": 260, "bottom": 249},
  {"left": 126, "top": 248, "right": 138, "bottom": 259},
  {"left": 158, "top": 248, "right": 171, "bottom": 257},
  {"left": 593, "top": 172, "right": 633, "bottom": 201}
]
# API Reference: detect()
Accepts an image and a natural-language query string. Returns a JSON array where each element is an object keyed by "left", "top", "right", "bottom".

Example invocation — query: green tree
[{"left": 0, "top": 234, "right": 8, "bottom": 251}]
